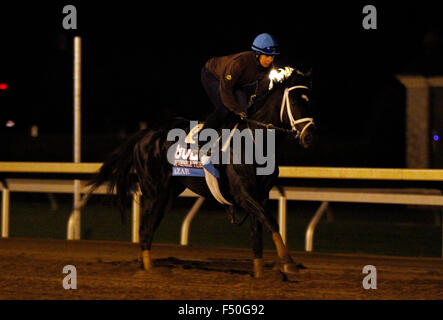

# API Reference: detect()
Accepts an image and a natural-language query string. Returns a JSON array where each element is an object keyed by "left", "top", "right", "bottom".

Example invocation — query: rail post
[
  {"left": 180, "top": 197, "right": 205, "bottom": 246},
  {"left": 1, "top": 189, "right": 10, "bottom": 238},
  {"left": 278, "top": 196, "right": 287, "bottom": 245},
  {"left": 305, "top": 201, "right": 329, "bottom": 252},
  {"left": 67, "top": 36, "right": 82, "bottom": 240}
]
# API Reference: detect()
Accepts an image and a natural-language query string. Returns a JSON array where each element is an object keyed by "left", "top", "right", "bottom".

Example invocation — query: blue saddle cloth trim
[
  {"left": 172, "top": 162, "right": 220, "bottom": 179},
  {"left": 172, "top": 167, "right": 205, "bottom": 177},
  {"left": 202, "top": 161, "right": 220, "bottom": 179}
]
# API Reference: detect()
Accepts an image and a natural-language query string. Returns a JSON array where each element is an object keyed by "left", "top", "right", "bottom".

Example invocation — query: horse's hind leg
[
  {"left": 139, "top": 197, "right": 168, "bottom": 270},
  {"left": 139, "top": 183, "right": 182, "bottom": 270}
]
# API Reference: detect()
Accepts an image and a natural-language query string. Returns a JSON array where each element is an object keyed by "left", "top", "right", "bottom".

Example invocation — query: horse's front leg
[
  {"left": 228, "top": 164, "right": 299, "bottom": 275},
  {"left": 240, "top": 194, "right": 299, "bottom": 275},
  {"left": 250, "top": 214, "right": 264, "bottom": 278},
  {"left": 271, "top": 230, "right": 299, "bottom": 273}
]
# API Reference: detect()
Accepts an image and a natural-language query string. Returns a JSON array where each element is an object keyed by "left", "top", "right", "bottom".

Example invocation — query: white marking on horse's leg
[
  {"left": 141, "top": 250, "right": 153, "bottom": 270},
  {"left": 272, "top": 232, "right": 292, "bottom": 263},
  {"left": 253, "top": 258, "right": 264, "bottom": 278}
]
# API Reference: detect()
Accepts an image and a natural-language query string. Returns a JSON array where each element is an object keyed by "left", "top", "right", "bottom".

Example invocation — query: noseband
[
  {"left": 280, "top": 85, "right": 315, "bottom": 139},
  {"left": 245, "top": 83, "right": 315, "bottom": 140}
]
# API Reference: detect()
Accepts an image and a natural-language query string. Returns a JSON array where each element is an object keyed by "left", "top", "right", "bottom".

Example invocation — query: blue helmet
[{"left": 251, "top": 33, "right": 280, "bottom": 55}]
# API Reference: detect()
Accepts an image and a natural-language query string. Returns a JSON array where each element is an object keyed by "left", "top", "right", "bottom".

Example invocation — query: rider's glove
[{"left": 237, "top": 111, "right": 247, "bottom": 120}]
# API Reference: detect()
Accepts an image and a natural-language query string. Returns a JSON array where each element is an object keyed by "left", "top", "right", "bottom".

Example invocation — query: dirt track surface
[{"left": 0, "top": 238, "right": 442, "bottom": 300}]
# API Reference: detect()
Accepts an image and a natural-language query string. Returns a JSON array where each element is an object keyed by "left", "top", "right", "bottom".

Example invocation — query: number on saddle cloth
[
  {"left": 172, "top": 122, "right": 220, "bottom": 179},
  {"left": 184, "top": 122, "right": 205, "bottom": 144},
  {"left": 173, "top": 122, "right": 233, "bottom": 206}
]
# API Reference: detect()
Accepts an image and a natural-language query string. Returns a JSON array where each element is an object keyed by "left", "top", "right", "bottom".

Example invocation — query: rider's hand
[{"left": 238, "top": 112, "right": 247, "bottom": 120}]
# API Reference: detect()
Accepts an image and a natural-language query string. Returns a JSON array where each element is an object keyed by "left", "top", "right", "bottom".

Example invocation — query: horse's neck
[
  {"left": 247, "top": 89, "right": 288, "bottom": 147},
  {"left": 250, "top": 90, "right": 282, "bottom": 125}
]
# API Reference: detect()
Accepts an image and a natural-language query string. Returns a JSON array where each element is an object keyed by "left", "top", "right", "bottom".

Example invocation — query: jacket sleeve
[{"left": 219, "top": 60, "right": 246, "bottom": 114}]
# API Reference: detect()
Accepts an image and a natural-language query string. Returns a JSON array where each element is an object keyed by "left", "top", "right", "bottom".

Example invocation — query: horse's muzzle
[{"left": 299, "top": 123, "right": 317, "bottom": 149}]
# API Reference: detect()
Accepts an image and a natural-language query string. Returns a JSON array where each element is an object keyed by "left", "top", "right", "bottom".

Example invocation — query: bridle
[
  {"left": 245, "top": 85, "right": 315, "bottom": 140},
  {"left": 279, "top": 85, "right": 315, "bottom": 139}
]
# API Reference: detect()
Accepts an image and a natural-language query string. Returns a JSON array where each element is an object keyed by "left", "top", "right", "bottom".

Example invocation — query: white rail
[{"left": 1, "top": 163, "right": 443, "bottom": 257}]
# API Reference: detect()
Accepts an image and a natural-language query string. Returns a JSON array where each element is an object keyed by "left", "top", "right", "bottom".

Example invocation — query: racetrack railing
[{"left": 1, "top": 162, "right": 443, "bottom": 257}]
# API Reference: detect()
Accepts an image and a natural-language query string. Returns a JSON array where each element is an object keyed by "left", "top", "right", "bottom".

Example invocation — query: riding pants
[{"left": 201, "top": 67, "right": 248, "bottom": 130}]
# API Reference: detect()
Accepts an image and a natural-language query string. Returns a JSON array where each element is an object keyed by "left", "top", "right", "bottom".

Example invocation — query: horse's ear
[
  {"left": 305, "top": 68, "right": 313, "bottom": 78},
  {"left": 305, "top": 68, "right": 313, "bottom": 88}
]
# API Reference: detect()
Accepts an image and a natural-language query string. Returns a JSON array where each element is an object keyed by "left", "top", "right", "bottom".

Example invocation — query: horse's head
[{"left": 267, "top": 67, "right": 317, "bottom": 148}]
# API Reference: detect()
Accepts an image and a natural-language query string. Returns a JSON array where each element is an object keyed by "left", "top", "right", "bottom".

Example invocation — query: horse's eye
[{"left": 301, "top": 94, "right": 309, "bottom": 102}]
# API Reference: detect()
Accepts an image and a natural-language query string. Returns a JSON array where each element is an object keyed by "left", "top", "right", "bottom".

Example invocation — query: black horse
[{"left": 88, "top": 68, "right": 316, "bottom": 278}]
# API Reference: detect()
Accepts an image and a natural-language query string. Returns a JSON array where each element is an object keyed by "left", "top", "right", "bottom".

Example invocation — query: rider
[{"left": 201, "top": 33, "right": 280, "bottom": 130}]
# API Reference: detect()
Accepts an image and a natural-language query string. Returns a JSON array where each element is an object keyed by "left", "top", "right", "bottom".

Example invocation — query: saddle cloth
[
  {"left": 171, "top": 122, "right": 220, "bottom": 179},
  {"left": 171, "top": 122, "right": 232, "bottom": 205}
]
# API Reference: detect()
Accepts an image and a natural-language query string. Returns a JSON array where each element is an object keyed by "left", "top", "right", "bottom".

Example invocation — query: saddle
[{"left": 171, "top": 122, "right": 233, "bottom": 205}]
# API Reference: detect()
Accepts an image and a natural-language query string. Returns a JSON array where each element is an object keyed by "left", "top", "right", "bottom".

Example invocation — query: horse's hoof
[
  {"left": 141, "top": 250, "right": 153, "bottom": 270},
  {"left": 253, "top": 258, "right": 264, "bottom": 278},
  {"left": 135, "top": 266, "right": 173, "bottom": 278},
  {"left": 273, "top": 262, "right": 301, "bottom": 274},
  {"left": 140, "top": 263, "right": 154, "bottom": 271},
  {"left": 134, "top": 267, "right": 162, "bottom": 279},
  {"left": 282, "top": 263, "right": 300, "bottom": 274}
]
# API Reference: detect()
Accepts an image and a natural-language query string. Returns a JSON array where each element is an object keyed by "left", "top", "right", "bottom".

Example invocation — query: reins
[
  {"left": 244, "top": 119, "right": 295, "bottom": 134},
  {"left": 244, "top": 84, "right": 314, "bottom": 140}
]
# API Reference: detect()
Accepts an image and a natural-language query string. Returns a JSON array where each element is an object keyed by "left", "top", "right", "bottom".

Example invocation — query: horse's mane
[
  {"left": 248, "top": 67, "right": 306, "bottom": 116},
  {"left": 269, "top": 67, "right": 309, "bottom": 91}
]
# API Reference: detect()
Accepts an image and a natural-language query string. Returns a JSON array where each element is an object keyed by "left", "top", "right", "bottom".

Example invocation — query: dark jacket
[{"left": 205, "top": 51, "right": 272, "bottom": 114}]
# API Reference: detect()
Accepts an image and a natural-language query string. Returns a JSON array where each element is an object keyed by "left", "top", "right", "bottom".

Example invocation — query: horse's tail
[{"left": 87, "top": 127, "right": 172, "bottom": 216}]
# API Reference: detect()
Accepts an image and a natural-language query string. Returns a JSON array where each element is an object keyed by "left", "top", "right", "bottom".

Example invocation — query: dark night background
[{"left": 1, "top": 1, "right": 442, "bottom": 167}]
